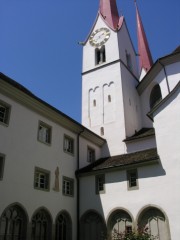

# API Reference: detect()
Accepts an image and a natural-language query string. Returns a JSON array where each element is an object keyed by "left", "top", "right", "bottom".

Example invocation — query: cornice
[{"left": 0, "top": 76, "right": 105, "bottom": 146}]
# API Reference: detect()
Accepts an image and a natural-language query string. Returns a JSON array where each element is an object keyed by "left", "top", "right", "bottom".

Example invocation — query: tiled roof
[
  {"left": 77, "top": 148, "right": 159, "bottom": 175},
  {"left": 124, "top": 128, "right": 155, "bottom": 142}
]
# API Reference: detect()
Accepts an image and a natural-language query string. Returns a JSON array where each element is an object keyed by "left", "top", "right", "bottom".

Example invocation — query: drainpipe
[
  {"left": 158, "top": 60, "right": 170, "bottom": 94},
  {"left": 76, "top": 128, "right": 84, "bottom": 240}
]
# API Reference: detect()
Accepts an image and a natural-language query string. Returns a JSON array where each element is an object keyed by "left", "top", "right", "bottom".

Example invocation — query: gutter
[
  {"left": 158, "top": 60, "right": 170, "bottom": 94},
  {"left": 76, "top": 129, "right": 84, "bottom": 240}
]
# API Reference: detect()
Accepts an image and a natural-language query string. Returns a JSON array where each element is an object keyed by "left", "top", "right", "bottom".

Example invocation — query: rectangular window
[
  {"left": 126, "top": 50, "right": 133, "bottom": 71},
  {"left": 127, "top": 169, "right": 138, "bottom": 190},
  {"left": 0, "top": 100, "right": 11, "bottom": 125},
  {"left": 34, "top": 167, "right": 50, "bottom": 191},
  {"left": 96, "top": 174, "right": 105, "bottom": 194},
  {"left": 0, "top": 154, "right": 5, "bottom": 180},
  {"left": 64, "top": 135, "right": 74, "bottom": 154},
  {"left": 62, "top": 176, "right": 74, "bottom": 197},
  {"left": 38, "top": 121, "right": 52, "bottom": 144},
  {"left": 87, "top": 147, "right": 95, "bottom": 163}
]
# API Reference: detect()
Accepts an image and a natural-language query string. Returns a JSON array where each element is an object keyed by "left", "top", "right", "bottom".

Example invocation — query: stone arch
[
  {"left": 149, "top": 84, "right": 162, "bottom": 109},
  {"left": 55, "top": 210, "right": 72, "bottom": 240},
  {"left": 137, "top": 205, "right": 171, "bottom": 240},
  {"left": 107, "top": 208, "right": 134, "bottom": 240},
  {"left": 80, "top": 209, "right": 107, "bottom": 240},
  {"left": 31, "top": 206, "right": 52, "bottom": 240},
  {"left": 0, "top": 202, "right": 28, "bottom": 239}
]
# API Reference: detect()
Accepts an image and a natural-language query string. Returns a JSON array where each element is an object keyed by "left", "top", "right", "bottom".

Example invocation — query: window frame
[
  {"left": 87, "top": 146, "right": 96, "bottom": 163},
  {"left": 127, "top": 169, "right": 139, "bottom": 191},
  {"left": 62, "top": 176, "right": 74, "bottom": 197},
  {"left": 95, "top": 174, "right": 105, "bottom": 194},
  {"left": 63, "top": 135, "right": 74, "bottom": 155},
  {"left": 0, "top": 100, "right": 11, "bottom": 126},
  {"left": 34, "top": 167, "right": 50, "bottom": 191},
  {"left": 0, "top": 153, "right": 5, "bottom": 180},
  {"left": 37, "top": 121, "right": 52, "bottom": 145}
]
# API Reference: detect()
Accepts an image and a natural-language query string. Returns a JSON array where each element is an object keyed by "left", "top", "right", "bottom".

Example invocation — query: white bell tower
[{"left": 81, "top": 0, "right": 141, "bottom": 156}]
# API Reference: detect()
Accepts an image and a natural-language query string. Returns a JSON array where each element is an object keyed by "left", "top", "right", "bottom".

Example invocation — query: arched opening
[
  {"left": 138, "top": 207, "right": 170, "bottom": 240},
  {"left": 31, "top": 208, "right": 52, "bottom": 240},
  {"left": 80, "top": 210, "right": 106, "bottom": 240},
  {"left": 0, "top": 204, "right": 28, "bottom": 239},
  {"left": 150, "top": 84, "right": 162, "bottom": 109},
  {"left": 55, "top": 210, "right": 72, "bottom": 240},
  {"left": 95, "top": 46, "right": 106, "bottom": 65},
  {"left": 107, "top": 209, "right": 133, "bottom": 240}
]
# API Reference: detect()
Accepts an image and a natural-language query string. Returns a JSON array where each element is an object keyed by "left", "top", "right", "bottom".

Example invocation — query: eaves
[
  {"left": 77, "top": 158, "right": 159, "bottom": 177},
  {"left": 137, "top": 51, "right": 180, "bottom": 95}
]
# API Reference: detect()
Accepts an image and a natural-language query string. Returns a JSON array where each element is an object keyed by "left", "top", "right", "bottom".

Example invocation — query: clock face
[{"left": 89, "top": 28, "right": 110, "bottom": 47}]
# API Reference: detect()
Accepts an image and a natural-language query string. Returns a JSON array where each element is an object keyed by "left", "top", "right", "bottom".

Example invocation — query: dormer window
[{"left": 95, "top": 46, "right": 106, "bottom": 65}]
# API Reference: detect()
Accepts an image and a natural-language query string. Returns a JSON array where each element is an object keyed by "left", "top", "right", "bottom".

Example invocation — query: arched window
[
  {"left": 138, "top": 207, "right": 170, "bottom": 240},
  {"left": 31, "top": 208, "right": 52, "bottom": 240},
  {"left": 80, "top": 210, "right": 106, "bottom": 240},
  {"left": 107, "top": 209, "right": 133, "bottom": 239},
  {"left": 0, "top": 204, "right": 27, "bottom": 239},
  {"left": 150, "top": 84, "right": 162, "bottom": 109},
  {"left": 95, "top": 46, "right": 106, "bottom": 65},
  {"left": 55, "top": 211, "right": 72, "bottom": 240}
]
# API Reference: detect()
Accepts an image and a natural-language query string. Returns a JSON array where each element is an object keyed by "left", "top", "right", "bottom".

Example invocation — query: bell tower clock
[{"left": 81, "top": 0, "right": 140, "bottom": 156}]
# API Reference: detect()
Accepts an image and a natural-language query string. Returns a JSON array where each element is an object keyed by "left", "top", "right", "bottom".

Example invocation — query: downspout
[
  {"left": 76, "top": 128, "right": 84, "bottom": 240},
  {"left": 158, "top": 60, "right": 170, "bottom": 94}
]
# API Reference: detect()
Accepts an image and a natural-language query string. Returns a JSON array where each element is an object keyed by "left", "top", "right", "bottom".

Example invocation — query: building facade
[{"left": 0, "top": 0, "right": 180, "bottom": 240}]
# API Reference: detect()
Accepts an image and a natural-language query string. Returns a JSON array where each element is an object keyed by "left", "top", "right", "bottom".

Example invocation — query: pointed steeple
[
  {"left": 135, "top": 1, "right": 153, "bottom": 72},
  {"left": 99, "top": 0, "right": 121, "bottom": 31}
]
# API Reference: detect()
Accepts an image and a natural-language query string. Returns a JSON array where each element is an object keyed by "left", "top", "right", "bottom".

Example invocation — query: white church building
[{"left": 0, "top": 0, "right": 179, "bottom": 239}]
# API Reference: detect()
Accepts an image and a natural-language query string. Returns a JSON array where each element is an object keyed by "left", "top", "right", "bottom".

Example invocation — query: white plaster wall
[
  {"left": 120, "top": 65, "right": 142, "bottom": 138},
  {"left": 125, "top": 136, "right": 156, "bottom": 153},
  {"left": 165, "top": 62, "right": 180, "bottom": 91},
  {"left": 152, "top": 87, "right": 180, "bottom": 240},
  {"left": 140, "top": 62, "right": 180, "bottom": 128},
  {"left": 117, "top": 22, "right": 138, "bottom": 78},
  {"left": 80, "top": 160, "right": 178, "bottom": 239},
  {"left": 82, "top": 63, "right": 126, "bottom": 156},
  {"left": 0, "top": 93, "right": 77, "bottom": 239}
]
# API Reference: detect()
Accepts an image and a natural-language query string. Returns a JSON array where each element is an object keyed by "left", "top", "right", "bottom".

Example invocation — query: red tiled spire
[
  {"left": 135, "top": 1, "right": 153, "bottom": 72},
  {"left": 99, "top": 0, "right": 121, "bottom": 31}
]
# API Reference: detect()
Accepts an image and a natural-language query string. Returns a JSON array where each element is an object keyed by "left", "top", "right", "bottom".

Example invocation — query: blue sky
[{"left": 0, "top": 0, "right": 179, "bottom": 123}]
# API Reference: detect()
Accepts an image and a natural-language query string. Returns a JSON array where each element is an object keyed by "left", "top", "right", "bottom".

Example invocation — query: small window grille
[{"left": 108, "top": 95, "right": 111, "bottom": 102}]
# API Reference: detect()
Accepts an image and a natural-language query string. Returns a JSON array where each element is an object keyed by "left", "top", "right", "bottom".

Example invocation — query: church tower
[{"left": 81, "top": 0, "right": 142, "bottom": 156}]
